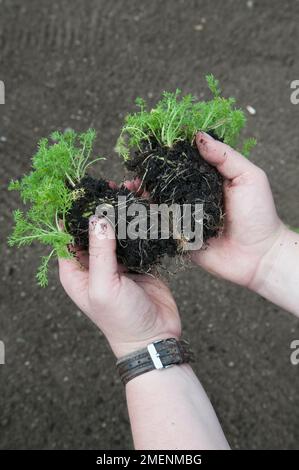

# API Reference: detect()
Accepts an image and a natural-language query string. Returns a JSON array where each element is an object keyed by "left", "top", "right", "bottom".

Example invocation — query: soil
[
  {"left": 1, "top": 0, "right": 299, "bottom": 451},
  {"left": 66, "top": 138, "right": 223, "bottom": 272},
  {"left": 66, "top": 176, "right": 178, "bottom": 270},
  {"left": 126, "top": 138, "right": 224, "bottom": 242}
]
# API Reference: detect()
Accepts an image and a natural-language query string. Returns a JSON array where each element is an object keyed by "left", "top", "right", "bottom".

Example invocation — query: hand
[
  {"left": 192, "top": 132, "right": 287, "bottom": 289},
  {"left": 58, "top": 216, "right": 181, "bottom": 358}
]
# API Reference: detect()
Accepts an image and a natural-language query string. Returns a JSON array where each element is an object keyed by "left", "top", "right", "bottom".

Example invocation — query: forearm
[
  {"left": 251, "top": 227, "right": 299, "bottom": 316},
  {"left": 126, "top": 364, "right": 229, "bottom": 450}
]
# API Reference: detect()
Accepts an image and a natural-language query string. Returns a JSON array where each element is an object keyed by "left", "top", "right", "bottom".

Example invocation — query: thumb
[
  {"left": 196, "top": 131, "right": 258, "bottom": 180},
  {"left": 88, "top": 215, "right": 119, "bottom": 294}
]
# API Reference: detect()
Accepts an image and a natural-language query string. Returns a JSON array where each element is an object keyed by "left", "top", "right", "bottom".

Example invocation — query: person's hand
[
  {"left": 58, "top": 216, "right": 181, "bottom": 358},
  {"left": 192, "top": 131, "right": 288, "bottom": 289}
]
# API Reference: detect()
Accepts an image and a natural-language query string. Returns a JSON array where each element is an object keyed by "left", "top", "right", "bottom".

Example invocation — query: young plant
[
  {"left": 8, "top": 129, "right": 176, "bottom": 286},
  {"left": 115, "top": 75, "right": 256, "bottom": 249},
  {"left": 116, "top": 74, "right": 256, "bottom": 160},
  {"left": 8, "top": 129, "right": 104, "bottom": 286}
]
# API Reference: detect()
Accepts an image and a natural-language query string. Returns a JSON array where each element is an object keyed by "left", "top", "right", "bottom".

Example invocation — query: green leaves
[
  {"left": 242, "top": 137, "right": 257, "bottom": 157},
  {"left": 116, "top": 75, "right": 256, "bottom": 160},
  {"left": 36, "top": 251, "right": 55, "bottom": 287},
  {"left": 8, "top": 129, "right": 101, "bottom": 286},
  {"left": 206, "top": 74, "right": 221, "bottom": 97}
]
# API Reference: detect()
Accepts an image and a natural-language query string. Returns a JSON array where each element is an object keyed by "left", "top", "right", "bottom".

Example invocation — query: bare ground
[{"left": 0, "top": 0, "right": 299, "bottom": 449}]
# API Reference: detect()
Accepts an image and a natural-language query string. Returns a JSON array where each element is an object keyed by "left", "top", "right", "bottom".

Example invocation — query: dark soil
[
  {"left": 66, "top": 138, "right": 223, "bottom": 271},
  {"left": 66, "top": 176, "right": 178, "bottom": 270},
  {"left": 126, "top": 139, "right": 224, "bottom": 242},
  {"left": 1, "top": 0, "right": 299, "bottom": 451}
]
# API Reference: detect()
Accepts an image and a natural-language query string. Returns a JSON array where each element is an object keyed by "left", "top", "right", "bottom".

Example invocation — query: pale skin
[{"left": 59, "top": 131, "right": 299, "bottom": 450}]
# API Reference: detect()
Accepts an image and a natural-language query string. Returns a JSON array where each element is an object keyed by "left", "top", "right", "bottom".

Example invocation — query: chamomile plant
[
  {"left": 116, "top": 74, "right": 256, "bottom": 160},
  {"left": 9, "top": 129, "right": 179, "bottom": 286},
  {"left": 116, "top": 75, "right": 256, "bottom": 246},
  {"left": 8, "top": 129, "right": 104, "bottom": 286}
]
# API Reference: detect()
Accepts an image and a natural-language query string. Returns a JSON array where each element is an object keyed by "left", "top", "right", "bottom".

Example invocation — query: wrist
[
  {"left": 249, "top": 225, "right": 299, "bottom": 313},
  {"left": 249, "top": 224, "right": 290, "bottom": 293},
  {"left": 109, "top": 333, "right": 181, "bottom": 359},
  {"left": 116, "top": 338, "right": 194, "bottom": 386}
]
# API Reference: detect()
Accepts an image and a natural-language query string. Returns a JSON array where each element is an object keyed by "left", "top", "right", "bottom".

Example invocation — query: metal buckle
[
  {"left": 147, "top": 342, "right": 164, "bottom": 369},
  {"left": 147, "top": 339, "right": 177, "bottom": 370}
]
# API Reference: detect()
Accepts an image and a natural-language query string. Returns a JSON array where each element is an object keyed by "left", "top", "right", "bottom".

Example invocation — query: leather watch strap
[{"left": 116, "top": 338, "right": 194, "bottom": 385}]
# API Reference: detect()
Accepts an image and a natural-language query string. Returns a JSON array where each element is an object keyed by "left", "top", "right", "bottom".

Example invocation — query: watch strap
[{"left": 116, "top": 338, "right": 194, "bottom": 385}]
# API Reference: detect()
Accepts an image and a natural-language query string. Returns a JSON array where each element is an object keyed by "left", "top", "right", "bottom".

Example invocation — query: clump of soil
[
  {"left": 65, "top": 139, "right": 223, "bottom": 272},
  {"left": 65, "top": 175, "right": 178, "bottom": 271},
  {"left": 126, "top": 138, "right": 224, "bottom": 242}
]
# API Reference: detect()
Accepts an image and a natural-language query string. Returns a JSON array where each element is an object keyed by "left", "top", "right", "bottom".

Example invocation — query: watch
[{"left": 116, "top": 338, "right": 194, "bottom": 385}]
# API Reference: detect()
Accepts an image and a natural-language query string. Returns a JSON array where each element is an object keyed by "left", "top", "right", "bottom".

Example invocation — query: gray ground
[{"left": 1, "top": 0, "right": 299, "bottom": 450}]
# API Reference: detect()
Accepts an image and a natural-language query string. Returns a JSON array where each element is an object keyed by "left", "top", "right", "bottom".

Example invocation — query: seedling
[
  {"left": 116, "top": 75, "right": 256, "bottom": 249},
  {"left": 8, "top": 130, "right": 175, "bottom": 286},
  {"left": 8, "top": 129, "right": 105, "bottom": 285},
  {"left": 116, "top": 75, "right": 256, "bottom": 159}
]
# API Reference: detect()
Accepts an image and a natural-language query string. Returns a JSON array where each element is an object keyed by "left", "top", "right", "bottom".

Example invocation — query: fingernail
[
  {"left": 89, "top": 215, "right": 108, "bottom": 238},
  {"left": 197, "top": 131, "right": 213, "bottom": 144}
]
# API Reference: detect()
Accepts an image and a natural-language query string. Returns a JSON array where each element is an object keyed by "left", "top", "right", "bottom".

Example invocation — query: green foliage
[
  {"left": 8, "top": 129, "right": 102, "bottom": 286},
  {"left": 116, "top": 75, "right": 256, "bottom": 160},
  {"left": 206, "top": 74, "right": 221, "bottom": 97},
  {"left": 242, "top": 137, "right": 257, "bottom": 157}
]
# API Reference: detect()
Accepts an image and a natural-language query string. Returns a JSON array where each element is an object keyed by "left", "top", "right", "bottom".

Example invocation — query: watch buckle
[
  {"left": 148, "top": 339, "right": 177, "bottom": 370},
  {"left": 147, "top": 342, "right": 164, "bottom": 369}
]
